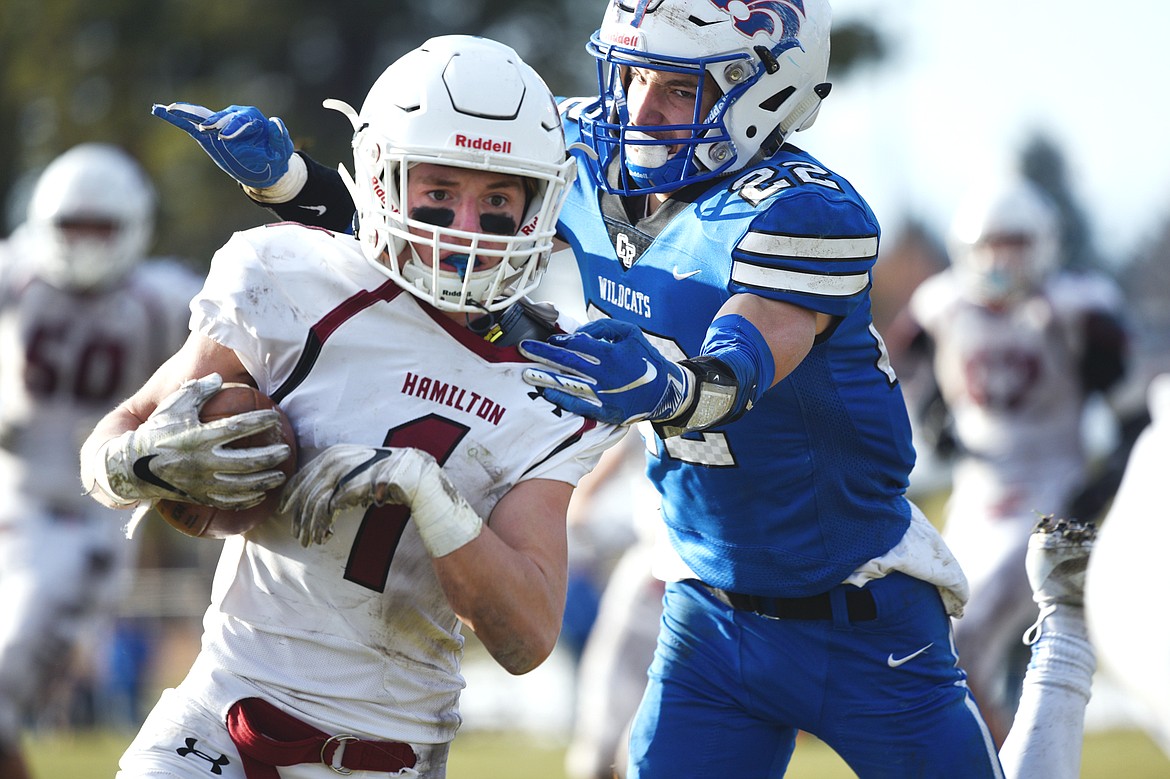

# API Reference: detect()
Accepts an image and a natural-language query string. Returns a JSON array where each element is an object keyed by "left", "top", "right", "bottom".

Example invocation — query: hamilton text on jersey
[{"left": 401, "top": 371, "right": 506, "bottom": 425}]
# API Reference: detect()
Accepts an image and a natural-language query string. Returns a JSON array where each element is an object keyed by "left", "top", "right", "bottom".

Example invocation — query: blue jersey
[{"left": 557, "top": 101, "right": 916, "bottom": 597}]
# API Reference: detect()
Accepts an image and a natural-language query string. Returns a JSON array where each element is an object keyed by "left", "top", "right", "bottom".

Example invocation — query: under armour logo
[{"left": 176, "top": 738, "right": 230, "bottom": 775}]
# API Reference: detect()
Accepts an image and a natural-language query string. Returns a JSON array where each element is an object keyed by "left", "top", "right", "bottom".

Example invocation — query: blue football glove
[
  {"left": 519, "top": 319, "right": 693, "bottom": 426},
  {"left": 151, "top": 102, "right": 294, "bottom": 188}
]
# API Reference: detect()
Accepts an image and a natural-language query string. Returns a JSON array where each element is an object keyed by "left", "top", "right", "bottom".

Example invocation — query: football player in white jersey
[
  {"left": 0, "top": 143, "right": 202, "bottom": 779},
  {"left": 80, "top": 36, "right": 624, "bottom": 779},
  {"left": 892, "top": 176, "right": 1130, "bottom": 745}
]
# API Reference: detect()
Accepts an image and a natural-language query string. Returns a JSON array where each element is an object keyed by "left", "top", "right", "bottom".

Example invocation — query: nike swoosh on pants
[{"left": 887, "top": 643, "right": 933, "bottom": 668}]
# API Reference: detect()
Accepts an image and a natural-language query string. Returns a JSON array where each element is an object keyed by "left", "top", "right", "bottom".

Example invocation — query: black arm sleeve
[{"left": 254, "top": 152, "right": 356, "bottom": 233}]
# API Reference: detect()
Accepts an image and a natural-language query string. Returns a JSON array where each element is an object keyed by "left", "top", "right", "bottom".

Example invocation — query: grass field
[
  {"left": 31, "top": 492, "right": 1165, "bottom": 777},
  {"left": 26, "top": 725, "right": 1170, "bottom": 777}
]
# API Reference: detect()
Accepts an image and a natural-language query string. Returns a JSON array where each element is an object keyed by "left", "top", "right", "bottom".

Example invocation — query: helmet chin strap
[{"left": 466, "top": 298, "right": 558, "bottom": 346}]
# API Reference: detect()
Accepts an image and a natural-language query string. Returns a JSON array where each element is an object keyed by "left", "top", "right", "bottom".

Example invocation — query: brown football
[{"left": 154, "top": 383, "right": 297, "bottom": 539}]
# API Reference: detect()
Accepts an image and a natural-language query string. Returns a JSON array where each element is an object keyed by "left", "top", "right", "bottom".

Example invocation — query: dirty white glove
[
  {"left": 280, "top": 444, "right": 483, "bottom": 557},
  {"left": 86, "top": 373, "right": 291, "bottom": 509}
]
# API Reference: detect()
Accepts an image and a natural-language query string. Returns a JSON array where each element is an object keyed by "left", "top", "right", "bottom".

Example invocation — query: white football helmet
[
  {"left": 580, "top": 0, "right": 832, "bottom": 194},
  {"left": 328, "top": 35, "right": 576, "bottom": 314},
  {"left": 25, "top": 143, "right": 155, "bottom": 290},
  {"left": 948, "top": 177, "right": 1061, "bottom": 306}
]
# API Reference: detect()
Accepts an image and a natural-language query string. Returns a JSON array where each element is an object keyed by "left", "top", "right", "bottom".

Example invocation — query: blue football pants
[{"left": 627, "top": 573, "right": 1004, "bottom": 778}]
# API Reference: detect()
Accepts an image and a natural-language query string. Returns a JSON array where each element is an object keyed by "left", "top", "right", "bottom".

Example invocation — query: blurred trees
[
  {"left": 1021, "top": 134, "right": 1106, "bottom": 273},
  {"left": 1, "top": 0, "right": 886, "bottom": 268}
]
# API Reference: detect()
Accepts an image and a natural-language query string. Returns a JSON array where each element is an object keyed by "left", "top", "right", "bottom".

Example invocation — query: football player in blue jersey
[
  {"left": 150, "top": 2, "right": 1100, "bottom": 775},
  {"left": 515, "top": 2, "right": 1006, "bottom": 776}
]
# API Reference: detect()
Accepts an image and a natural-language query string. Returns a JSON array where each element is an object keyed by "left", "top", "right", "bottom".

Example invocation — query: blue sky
[{"left": 803, "top": 0, "right": 1170, "bottom": 263}]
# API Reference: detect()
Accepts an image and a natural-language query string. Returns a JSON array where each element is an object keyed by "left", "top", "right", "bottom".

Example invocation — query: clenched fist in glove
[
  {"left": 280, "top": 445, "right": 483, "bottom": 557},
  {"left": 84, "top": 373, "right": 292, "bottom": 509}
]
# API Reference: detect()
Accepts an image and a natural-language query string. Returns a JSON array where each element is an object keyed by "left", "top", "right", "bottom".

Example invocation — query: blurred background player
[
  {"left": 562, "top": 434, "right": 661, "bottom": 779},
  {"left": 890, "top": 175, "right": 1130, "bottom": 744},
  {"left": 0, "top": 143, "right": 202, "bottom": 779}
]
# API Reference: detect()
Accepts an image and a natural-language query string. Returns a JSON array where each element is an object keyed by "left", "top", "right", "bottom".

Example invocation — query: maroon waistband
[{"left": 226, "top": 697, "right": 417, "bottom": 778}]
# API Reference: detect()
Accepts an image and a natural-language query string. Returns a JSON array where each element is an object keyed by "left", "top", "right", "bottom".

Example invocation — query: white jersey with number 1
[{"left": 177, "top": 222, "right": 625, "bottom": 746}]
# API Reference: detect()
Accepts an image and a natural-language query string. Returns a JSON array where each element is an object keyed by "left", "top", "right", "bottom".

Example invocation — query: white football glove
[
  {"left": 90, "top": 373, "right": 292, "bottom": 509},
  {"left": 280, "top": 444, "right": 483, "bottom": 557}
]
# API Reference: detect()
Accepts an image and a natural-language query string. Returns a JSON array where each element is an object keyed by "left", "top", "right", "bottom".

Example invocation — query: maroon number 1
[{"left": 343, "top": 414, "right": 470, "bottom": 591}]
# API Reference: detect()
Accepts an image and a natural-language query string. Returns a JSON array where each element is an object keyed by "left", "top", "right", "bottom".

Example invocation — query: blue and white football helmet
[{"left": 580, "top": 0, "right": 832, "bottom": 195}]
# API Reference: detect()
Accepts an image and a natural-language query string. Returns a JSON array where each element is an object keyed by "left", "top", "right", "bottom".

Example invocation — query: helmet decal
[
  {"left": 632, "top": 0, "right": 653, "bottom": 25},
  {"left": 708, "top": 0, "right": 805, "bottom": 40},
  {"left": 623, "top": 0, "right": 666, "bottom": 26}
]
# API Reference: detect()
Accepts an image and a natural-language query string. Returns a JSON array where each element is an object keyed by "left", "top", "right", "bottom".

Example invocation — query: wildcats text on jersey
[
  {"left": 401, "top": 371, "right": 506, "bottom": 425},
  {"left": 598, "top": 276, "right": 652, "bottom": 318}
]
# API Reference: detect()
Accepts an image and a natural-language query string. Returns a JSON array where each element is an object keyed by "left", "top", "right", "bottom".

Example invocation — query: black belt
[{"left": 700, "top": 582, "right": 877, "bottom": 622}]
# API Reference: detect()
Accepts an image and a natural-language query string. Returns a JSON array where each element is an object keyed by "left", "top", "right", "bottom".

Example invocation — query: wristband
[
  {"left": 654, "top": 314, "right": 775, "bottom": 438},
  {"left": 244, "top": 153, "right": 308, "bottom": 204},
  {"left": 83, "top": 436, "right": 141, "bottom": 508},
  {"left": 700, "top": 314, "right": 775, "bottom": 410}
]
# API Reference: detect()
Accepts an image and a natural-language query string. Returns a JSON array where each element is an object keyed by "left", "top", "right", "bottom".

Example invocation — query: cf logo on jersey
[
  {"left": 176, "top": 738, "right": 230, "bottom": 775},
  {"left": 615, "top": 232, "right": 638, "bottom": 268}
]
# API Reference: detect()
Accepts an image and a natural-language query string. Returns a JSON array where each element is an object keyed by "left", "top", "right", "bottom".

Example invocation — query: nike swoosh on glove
[
  {"left": 98, "top": 373, "right": 292, "bottom": 509},
  {"left": 519, "top": 319, "right": 693, "bottom": 426},
  {"left": 151, "top": 102, "right": 293, "bottom": 188}
]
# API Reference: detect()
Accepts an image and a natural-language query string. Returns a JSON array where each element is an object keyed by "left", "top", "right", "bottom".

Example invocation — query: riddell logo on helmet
[
  {"left": 371, "top": 176, "right": 387, "bottom": 206},
  {"left": 602, "top": 29, "right": 642, "bottom": 47},
  {"left": 454, "top": 135, "right": 512, "bottom": 154}
]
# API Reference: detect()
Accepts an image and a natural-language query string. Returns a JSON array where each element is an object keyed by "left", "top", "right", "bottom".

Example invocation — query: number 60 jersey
[{"left": 183, "top": 222, "right": 624, "bottom": 746}]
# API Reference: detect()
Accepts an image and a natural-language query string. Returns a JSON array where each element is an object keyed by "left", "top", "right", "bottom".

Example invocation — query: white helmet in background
[
  {"left": 328, "top": 35, "right": 576, "bottom": 313},
  {"left": 948, "top": 177, "right": 1061, "bottom": 306},
  {"left": 580, "top": 0, "right": 833, "bottom": 194},
  {"left": 26, "top": 143, "right": 155, "bottom": 290}
]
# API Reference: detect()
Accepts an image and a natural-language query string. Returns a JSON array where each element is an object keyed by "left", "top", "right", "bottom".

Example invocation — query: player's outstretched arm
[
  {"left": 152, "top": 101, "right": 354, "bottom": 231},
  {"left": 281, "top": 444, "right": 572, "bottom": 674}
]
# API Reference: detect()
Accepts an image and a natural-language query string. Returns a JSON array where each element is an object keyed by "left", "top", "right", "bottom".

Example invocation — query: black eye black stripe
[
  {"left": 410, "top": 207, "right": 454, "bottom": 227},
  {"left": 408, "top": 208, "right": 516, "bottom": 236}
]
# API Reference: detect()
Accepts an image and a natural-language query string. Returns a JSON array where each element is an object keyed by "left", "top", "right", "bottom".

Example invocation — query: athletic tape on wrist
[
  {"left": 408, "top": 457, "right": 484, "bottom": 558},
  {"left": 653, "top": 315, "right": 775, "bottom": 438}
]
